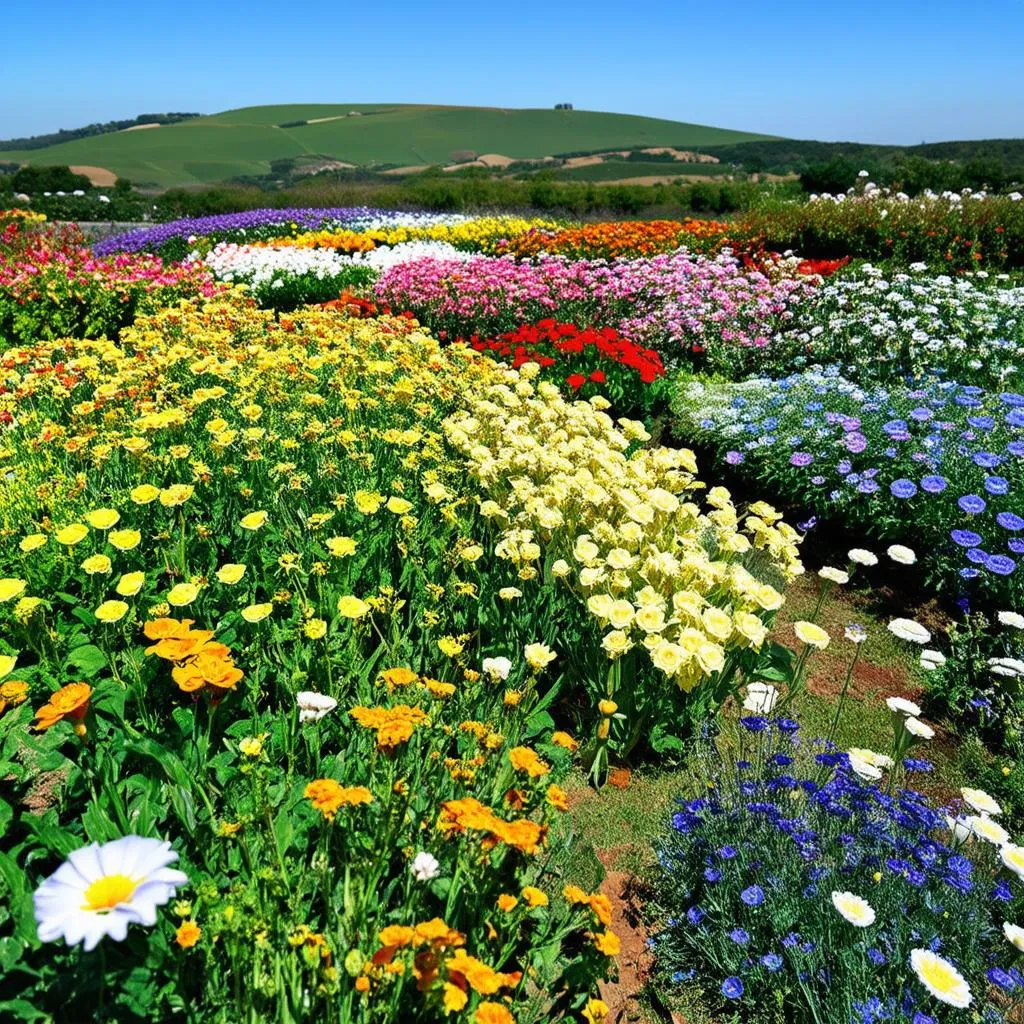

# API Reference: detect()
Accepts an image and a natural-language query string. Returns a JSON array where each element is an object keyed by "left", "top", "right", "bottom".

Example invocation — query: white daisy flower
[
  {"left": 998, "top": 611, "right": 1024, "bottom": 630},
  {"left": 888, "top": 618, "right": 931, "bottom": 645},
  {"left": 410, "top": 851, "right": 440, "bottom": 881},
  {"left": 886, "top": 545, "right": 917, "bottom": 565},
  {"left": 742, "top": 681, "right": 779, "bottom": 714},
  {"left": 886, "top": 696, "right": 921, "bottom": 717},
  {"left": 831, "top": 891, "right": 875, "bottom": 927},
  {"left": 1004, "top": 922, "right": 1024, "bottom": 952},
  {"left": 482, "top": 656, "right": 512, "bottom": 681},
  {"left": 34, "top": 837, "right": 187, "bottom": 951},
  {"left": 297, "top": 691, "right": 338, "bottom": 723},
  {"left": 961, "top": 786, "right": 1002, "bottom": 816},
  {"left": 909, "top": 949, "right": 971, "bottom": 1008}
]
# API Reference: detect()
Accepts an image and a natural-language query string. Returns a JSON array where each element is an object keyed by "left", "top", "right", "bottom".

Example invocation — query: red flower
[
  {"left": 566, "top": 373, "right": 587, "bottom": 390},
  {"left": 589, "top": 370, "right": 606, "bottom": 383}
]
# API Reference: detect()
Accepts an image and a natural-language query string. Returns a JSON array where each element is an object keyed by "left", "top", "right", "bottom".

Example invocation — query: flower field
[{"left": 2, "top": 192, "right": 1024, "bottom": 1024}]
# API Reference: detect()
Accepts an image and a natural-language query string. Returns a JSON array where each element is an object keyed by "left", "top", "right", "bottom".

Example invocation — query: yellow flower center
[{"left": 82, "top": 874, "right": 138, "bottom": 912}]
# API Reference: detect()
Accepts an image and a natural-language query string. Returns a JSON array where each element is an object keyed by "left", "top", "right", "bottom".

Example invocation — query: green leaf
[
  {"left": 64, "top": 644, "right": 107, "bottom": 678},
  {"left": 0, "top": 798, "right": 12, "bottom": 840},
  {"left": 0, "top": 851, "right": 40, "bottom": 946},
  {"left": 0, "top": 999, "right": 49, "bottom": 1022}
]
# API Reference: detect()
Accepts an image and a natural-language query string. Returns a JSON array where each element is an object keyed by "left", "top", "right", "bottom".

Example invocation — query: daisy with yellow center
[
  {"left": 33, "top": 836, "right": 188, "bottom": 951},
  {"left": 909, "top": 948, "right": 971, "bottom": 1008}
]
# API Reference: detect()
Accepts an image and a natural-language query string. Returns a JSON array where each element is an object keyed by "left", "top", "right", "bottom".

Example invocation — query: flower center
[{"left": 82, "top": 874, "right": 138, "bottom": 912}]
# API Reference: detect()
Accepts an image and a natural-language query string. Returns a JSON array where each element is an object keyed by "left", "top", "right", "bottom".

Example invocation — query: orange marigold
[
  {"left": 33, "top": 682, "right": 92, "bottom": 735},
  {"left": 175, "top": 920, "right": 201, "bottom": 948},
  {"left": 476, "top": 1002, "right": 515, "bottom": 1024},
  {"left": 508, "top": 746, "right": 550, "bottom": 778},
  {"left": 303, "top": 779, "right": 373, "bottom": 821}
]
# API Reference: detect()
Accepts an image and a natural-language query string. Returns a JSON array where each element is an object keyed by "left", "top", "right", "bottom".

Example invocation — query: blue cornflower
[
  {"left": 988, "top": 967, "right": 1016, "bottom": 992},
  {"left": 997, "top": 511, "right": 1024, "bottom": 531},
  {"left": 920, "top": 474, "right": 947, "bottom": 493},
  {"left": 903, "top": 758, "right": 933, "bottom": 773},
  {"left": 984, "top": 475, "right": 1009, "bottom": 495},
  {"left": 740, "top": 716, "right": 769, "bottom": 733},
  {"left": 729, "top": 927, "right": 750, "bottom": 945},
  {"left": 740, "top": 885, "right": 765, "bottom": 907},
  {"left": 890, "top": 479, "right": 917, "bottom": 498},
  {"left": 867, "top": 948, "right": 886, "bottom": 965},
  {"left": 721, "top": 977, "right": 743, "bottom": 1000},
  {"left": 704, "top": 867, "right": 722, "bottom": 883},
  {"left": 958, "top": 494, "right": 986, "bottom": 514},
  {"left": 718, "top": 845, "right": 738, "bottom": 860},
  {"left": 760, "top": 953, "right": 783, "bottom": 972},
  {"left": 686, "top": 905, "right": 705, "bottom": 926},
  {"left": 987, "top": 554, "right": 1017, "bottom": 575}
]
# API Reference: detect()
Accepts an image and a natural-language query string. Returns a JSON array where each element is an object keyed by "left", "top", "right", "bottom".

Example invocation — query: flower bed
[{"left": 672, "top": 371, "right": 1024, "bottom": 603}]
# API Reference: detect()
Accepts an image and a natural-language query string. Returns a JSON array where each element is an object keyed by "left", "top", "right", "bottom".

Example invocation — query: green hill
[{"left": 3, "top": 104, "right": 777, "bottom": 188}]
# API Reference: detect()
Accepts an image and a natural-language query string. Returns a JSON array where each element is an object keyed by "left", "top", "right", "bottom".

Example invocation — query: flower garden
[{"left": 1, "top": 189, "right": 1023, "bottom": 1023}]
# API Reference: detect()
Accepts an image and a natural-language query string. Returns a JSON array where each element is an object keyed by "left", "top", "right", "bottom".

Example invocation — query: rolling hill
[{"left": 2, "top": 104, "right": 778, "bottom": 188}]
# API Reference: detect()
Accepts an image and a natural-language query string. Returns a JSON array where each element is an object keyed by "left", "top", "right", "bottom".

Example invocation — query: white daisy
[
  {"left": 909, "top": 949, "right": 971, "bottom": 1008},
  {"left": 297, "top": 691, "right": 338, "bottom": 723},
  {"left": 34, "top": 837, "right": 187, "bottom": 951},
  {"left": 831, "top": 891, "right": 875, "bottom": 927}
]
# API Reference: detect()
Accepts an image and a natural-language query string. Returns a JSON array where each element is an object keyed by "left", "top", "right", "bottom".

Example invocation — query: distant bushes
[{"left": 0, "top": 113, "right": 200, "bottom": 152}]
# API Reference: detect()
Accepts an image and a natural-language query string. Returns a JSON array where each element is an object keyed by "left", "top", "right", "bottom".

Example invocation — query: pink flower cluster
[{"left": 374, "top": 251, "right": 819, "bottom": 368}]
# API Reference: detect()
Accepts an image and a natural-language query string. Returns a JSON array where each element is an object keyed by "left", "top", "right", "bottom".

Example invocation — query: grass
[{"left": 4, "top": 104, "right": 778, "bottom": 188}]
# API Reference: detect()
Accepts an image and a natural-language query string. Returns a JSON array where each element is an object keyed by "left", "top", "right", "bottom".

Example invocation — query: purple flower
[
  {"left": 984, "top": 476, "right": 1009, "bottom": 495},
  {"left": 986, "top": 554, "right": 1017, "bottom": 575},
  {"left": 890, "top": 479, "right": 917, "bottom": 498},
  {"left": 951, "top": 529, "right": 983, "bottom": 547},
  {"left": 921, "top": 475, "right": 947, "bottom": 493},
  {"left": 958, "top": 494, "right": 986, "bottom": 514},
  {"left": 721, "top": 977, "right": 744, "bottom": 1000},
  {"left": 790, "top": 452, "right": 813, "bottom": 467},
  {"left": 973, "top": 451, "right": 1002, "bottom": 468},
  {"left": 997, "top": 512, "right": 1024, "bottom": 531},
  {"left": 725, "top": 451, "right": 744, "bottom": 465},
  {"left": 837, "top": 460, "right": 852, "bottom": 475},
  {"left": 844, "top": 433, "right": 868, "bottom": 454},
  {"left": 857, "top": 480, "right": 880, "bottom": 494},
  {"left": 729, "top": 927, "right": 749, "bottom": 945},
  {"left": 741, "top": 885, "right": 765, "bottom": 906}
]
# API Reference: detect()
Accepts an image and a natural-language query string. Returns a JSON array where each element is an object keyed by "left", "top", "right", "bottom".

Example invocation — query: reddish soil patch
[{"left": 595, "top": 850, "right": 653, "bottom": 1023}]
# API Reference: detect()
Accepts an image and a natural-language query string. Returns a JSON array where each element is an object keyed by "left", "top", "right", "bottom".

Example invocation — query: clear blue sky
[{"left": 5, "top": 0, "right": 1023, "bottom": 144}]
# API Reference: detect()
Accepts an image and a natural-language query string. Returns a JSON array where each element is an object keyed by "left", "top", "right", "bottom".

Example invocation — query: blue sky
[{"left": 4, "top": 0, "right": 1023, "bottom": 144}]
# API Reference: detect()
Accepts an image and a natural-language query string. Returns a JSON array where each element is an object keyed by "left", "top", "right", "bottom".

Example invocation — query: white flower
[
  {"left": 919, "top": 649, "right": 946, "bottom": 671},
  {"left": 961, "top": 786, "right": 1002, "bottom": 816},
  {"left": 482, "top": 656, "right": 512, "bottom": 681},
  {"left": 858, "top": 169, "right": 869, "bottom": 177},
  {"left": 742, "top": 682, "right": 778, "bottom": 714},
  {"left": 888, "top": 618, "right": 931, "bottom": 644},
  {"left": 847, "top": 752, "right": 882, "bottom": 780},
  {"left": 1002, "top": 844, "right": 1024, "bottom": 879},
  {"left": 844, "top": 624, "right": 868, "bottom": 644},
  {"left": 34, "top": 837, "right": 188, "bottom": 951},
  {"left": 886, "top": 696, "right": 921, "bottom": 717},
  {"left": 847, "top": 549, "right": 878, "bottom": 566},
  {"left": 886, "top": 545, "right": 917, "bottom": 565},
  {"left": 297, "top": 691, "right": 338, "bottom": 723},
  {"left": 410, "top": 851, "right": 440, "bottom": 881},
  {"left": 946, "top": 815, "right": 973, "bottom": 843},
  {"left": 965, "top": 814, "right": 1009, "bottom": 846},
  {"left": 1004, "top": 922, "right": 1024, "bottom": 952},
  {"left": 998, "top": 611, "right": 1024, "bottom": 630},
  {"left": 831, "top": 891, "right": 875, "bottom": 927},
  {"left": 904, "top": 717, "right": 934, "bottom": 740},
  {"left": 818, "top": 566, "right": 849, "bottom": 585},
  {"left": 909, "top": 949, "right": 972, "bottom": 1008}
]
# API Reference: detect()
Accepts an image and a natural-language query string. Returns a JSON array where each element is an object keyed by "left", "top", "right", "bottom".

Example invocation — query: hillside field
[{"left": 2, "top": 104, "right": 776, "bottom": 187}]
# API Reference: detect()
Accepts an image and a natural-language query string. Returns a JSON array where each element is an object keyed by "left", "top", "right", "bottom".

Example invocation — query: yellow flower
[
  {"left": 0, "top": 579, "right": 27, "bottom": 602},
  {"left": 242, "top": 603, "right": 273, "bottom": 623},
  {"left": 354, "top": 490, "right": 383, "bottom": 515},
  {"left": 159, "top": 484, "right": 195, "bottom": 507},
  {"left": 109, "top": 529, "right": 141, "bottom": 551},
  {"left": 95, "top": 600, "right": 129, "bottom": 623},
  {"left": 438, "top": 637, "right": 464, "bottom": 657},
  {"left": 326, "top": 536, "right": 356, "bottom": 558},
  {"left": 175, "top": 921, "right": 201, "bottom": 949},
  {"left": 238, "top": 734, "right": 267, "bottom": 757},
  {"left": 167, "top": 583, "right": 199, "bottom": 607},
  {"left": 115, "top": 571, "right": 145, "bottom": 597},
  {"left": 14, "top": 597, "right": 43, "bottom": 622},
  {"left": 85, "top": 508, "right": 120, "bottom": 530},
  {"left": 0, "top": 654, "right": 17, "bottom": 679},
  {"left": 81, "top": 555, "right": 112, "bottom": 576},
  {"left": 461, "top": 545, "right": 484, "bottom": 562},
  {"left": 130, "top": 484, "right": 160, "bottom": 505},
  {"left": 386, "top": 496, "right": 413, "bottom": 515},
  {"left": 583, "top": 999, "right": 610, "bottom": 1024},
  {"left": 216, "top": 563, "right": 246, "bottom": 585},
  {"left": 794, "top": 621, "right": 830, "bottom": 650},
  {"left": 239, "top": 510, "right": 268, "bottom": 530},
  {"left": 304, "top": 618, "right": 328, "bottom": 639},
  {"left": 55, "top": 524, "right": 88, "bottom": 546},
  {"left": 498, "top": 587, "right": 522, "bottom": 600},
  {"left": 337, "top": 596, "right": 370, "bottom": 619},
  {"left": 522, "top": 886, "right": 548, "bottom": 908},
  {"left": 20, "top": 534, "right": 47, "bottom": 553},
  {"left": 524, "top": 643, "right": 555, "bottom": 671}
]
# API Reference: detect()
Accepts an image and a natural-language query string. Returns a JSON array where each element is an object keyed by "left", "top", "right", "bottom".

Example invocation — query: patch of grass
[{"left": 553, "top": 161, "right": 728, "bottom": 182}]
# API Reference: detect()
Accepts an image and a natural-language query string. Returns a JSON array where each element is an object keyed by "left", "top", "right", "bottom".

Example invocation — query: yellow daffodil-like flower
[
  {"left": 130, "top": 484, "right": 160, "bottom": 505},
  {"left": 216, "top": 563, "right": 246, "bottom": 585},
  {"left": 116, "top": 572, "right": 145, "bottom": 597},
  {"left": 337, "top": 596, "right": 370, "bottom": 619},
  {"left": 85, "top": 508, "right": 120, "bottom": 530},
  {"left": 524, "top": 643, "right": 555, "bottom": 671},
  {"left": 0, "top": 578, "right": 27, "bottom": 602},
  {"left": 241, "top": 603, "right": 273, "bottom": 623},
  {"left": 55, "top": 524, "right": 88, "bottom": 547},
  {"left": 325, "top": 536, "right": 356, "bottom": 557},
  {"left": 354, "top": 490, "right": 383, "bottom": 515},
  {"left": 95, "top": 600, "right": 129, "bottom": 624},
  {"left": 303, "top": 618, "right": 328, "bottom": 640},
  {"left": 20, "top": 533, "right": 47, "bottom": 553},
  {"left": 386, "top": 496, "right": 413, "bottom": 515},
  {"left": 108, "top": 529, "right": 141, "bottom": 551},
  {"left": 0, "top": 654, "right": 17, "bottom": 679},
  {"left": 793, "top": 621, "right": 830, "bottom": 650},
  {"left": 159, "top": 484, "right": 194, "bottom": 507},
  {"left": 167, "top": 583, "right": 199, "bottom": 607},
  {"left": 239, "top": 511, "right": 268, "bottom": 530},
  {"left": 81, "top": 555, "right": 112, "bottom": 576},
  {"left": 438, "top": 637, "right": 464, "bottom": 657}
]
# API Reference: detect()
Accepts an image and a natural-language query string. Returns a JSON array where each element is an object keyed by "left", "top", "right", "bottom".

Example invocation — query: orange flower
[
  {"left": 475, "top": 1002, "right": 515, "bottom": 1024},
  {"left": 33, "top": 683, "right": 92, "bottom": 735},
  {"left": 350, "top": 704, "right": 428, "bottom": 751},
  {"left": 496, "top": 894, "right": 518, "bottom": 913},
  {"left": 551, "top": 731, "right": 578, "bottom": 752},
  {"left": 546, "top": 783, "right": 569, "bottom": 811},
  {"left": 143, "top": 617, "right": 195, "bottom": 641},
  {"left": 0, "top": 680, "right": 29, "bottom": 716},
  {"left": 593, "top": 930, "right": 621, "bottom": 956},
  {"left": 446, "top": 949, "right": 521, "bottom": 995},
  {"left": 413, "top": 917, "right": 464, "bottom": 948},
  {"left": 171, "top": 650, "right": 244, "bottom": 693},
  {"left": 303, "top": 779, "right": 373, "bottom": 821},
  {"left": 175, "top": 920, "right": 201, "bottom": 948},
  {"left": 588, "top": 893, "right": 614, "bottom": 928},
  {"left": 437, "top": 797, "right": 546, "bottom": 854},
  {"left": 354, "top": 976, "right": 370, "bottom": 993},
  {"left": 509, "top": 746, "right": 550, "bottom": 778},
  {"left": 521, "top": 886, "right": 548, "bottom": 908},
  {"left": 380, "top": 667, "right": 418, "bottom": 689},
  {"left": 378, "top": 925, "right": 415, "bottom": 948}
]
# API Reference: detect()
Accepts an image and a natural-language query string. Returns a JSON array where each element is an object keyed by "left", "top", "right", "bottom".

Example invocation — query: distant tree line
[{"left": 0, "top": 113, "right": 201, "bottom": 152}]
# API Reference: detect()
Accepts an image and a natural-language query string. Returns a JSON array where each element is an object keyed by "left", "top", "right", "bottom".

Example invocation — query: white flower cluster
[{"left": 809, "top": 184, "right": 1020, "bottom": 205}]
